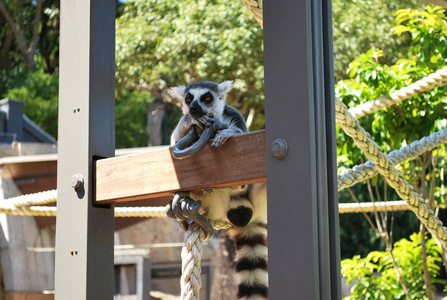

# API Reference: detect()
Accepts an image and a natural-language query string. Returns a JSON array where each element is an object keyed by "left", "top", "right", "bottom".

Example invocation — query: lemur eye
[
  {"left": 185, "top": 93, "right": 193, "bottom": 105},
  {"left": 200, "top": 92, "right": 214, "bottom": 103}
]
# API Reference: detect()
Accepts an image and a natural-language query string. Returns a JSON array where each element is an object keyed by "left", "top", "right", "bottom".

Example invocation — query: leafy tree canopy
[
  {"left": 332, "top": 0, "right": 426, "bottom": 81},
  {"left": 2, "top": 0, "right": 431, "bottom": 147},
  {"left": 4, "top": 60, "right": 58, "bottom": 139},
  {"left": 115, "top": 0, "right": 265, "bottom": 130}
]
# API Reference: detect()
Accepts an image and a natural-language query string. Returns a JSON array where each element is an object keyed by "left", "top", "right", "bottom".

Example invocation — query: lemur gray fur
[{"left": 170, "top": 81, "right": 268, "bottom": 300}]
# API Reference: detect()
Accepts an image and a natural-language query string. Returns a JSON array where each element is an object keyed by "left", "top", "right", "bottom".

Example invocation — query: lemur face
[
  {"left": 170, "top": 81, "right": 233, "bottom": 120},
  {"left": 184, "top": 88, "right": 217, "bottom": 118}
]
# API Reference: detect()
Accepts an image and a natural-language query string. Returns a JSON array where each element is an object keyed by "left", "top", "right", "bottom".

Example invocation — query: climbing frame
[{"left": 54, "top": 0, "right": 340, "bottom": 299}]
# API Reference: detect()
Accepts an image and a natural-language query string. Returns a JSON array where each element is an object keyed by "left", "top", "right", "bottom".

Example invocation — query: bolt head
[
  {"left": 71, "top": 174, "right": 84, "bottom": 190},
  {"left": 271, "top": 138, "right": 288, "bottom": 159}
]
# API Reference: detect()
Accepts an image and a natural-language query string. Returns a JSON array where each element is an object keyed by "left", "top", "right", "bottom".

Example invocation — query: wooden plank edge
[{"left": 94, "top": 177, "right": 267, "bottom": 205}]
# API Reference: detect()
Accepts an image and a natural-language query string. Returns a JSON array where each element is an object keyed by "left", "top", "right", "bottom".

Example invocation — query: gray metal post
[
  {"left": 264, "top": 0, "right": 340, "bottom": 298},
  {"left": 54, "top": 0, "right": 115, "bottom": 299}
]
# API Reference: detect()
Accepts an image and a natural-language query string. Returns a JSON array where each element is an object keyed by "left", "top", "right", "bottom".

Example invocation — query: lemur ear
[
  {"left": 217, "top": 81, "right": 233, "bottom": 96},
  {"left": 169, "top": 86, "right": 186, "bottom": 100}
]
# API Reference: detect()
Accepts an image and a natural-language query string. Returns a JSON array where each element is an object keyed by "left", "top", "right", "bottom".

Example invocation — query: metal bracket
[{"left": 166, "top": 192, "right": 214, "bottom": 241}]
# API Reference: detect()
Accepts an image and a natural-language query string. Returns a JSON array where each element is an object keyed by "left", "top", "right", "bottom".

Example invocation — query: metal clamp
[
  {"left": 166, "top": 192, "right": 214, "bottom": 241},
  {"left": 172, "top": 115, "right": 228, "bottom": 159}
]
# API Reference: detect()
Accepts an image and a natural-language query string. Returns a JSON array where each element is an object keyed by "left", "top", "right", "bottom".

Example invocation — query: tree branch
[
  {"left": 0, "top": 26, "right": 13, "bottom": 70},
  {"left": 17, "top": 0, "right": 25, "bottom": 33},
  {"left": 387, "top": 245, "right": 413, "bottom": 300},
  {"left": 29, "top": 0, "right": 42, "bottom": 54},
  {"left": 421, "top": 225, "right": 434, "bottom": 300},
  {"left": 0, "top": 1, "right": 27, "bottom": 52},
  {"left": 0, "top": 0, "right": 40, "bottom": 68},
  {"left": 419, "top": 152, "right": 434, "bottom": 300}
]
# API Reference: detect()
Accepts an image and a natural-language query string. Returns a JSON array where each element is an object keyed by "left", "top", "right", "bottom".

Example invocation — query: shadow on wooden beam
[{"left": 94, "top": 130, "right": 266, "bottom": 205}]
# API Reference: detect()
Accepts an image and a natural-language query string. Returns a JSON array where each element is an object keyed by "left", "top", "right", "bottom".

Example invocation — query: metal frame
[
  {"left": 264, "top": 0, "right": 340, "bottom": 298},
  {"left": 114, "top": 257, "right": 151, "bottom": 300},
  {"left": 54, "top": 0, "right": 340, "bottom": 298},
  {"left": 54, "top": 0, "right": 115, "bottom": 299}
]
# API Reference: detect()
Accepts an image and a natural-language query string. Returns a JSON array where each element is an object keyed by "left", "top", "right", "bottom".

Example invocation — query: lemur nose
[{"left": 189, "top": 101, "right": 203, "bottom": 117}]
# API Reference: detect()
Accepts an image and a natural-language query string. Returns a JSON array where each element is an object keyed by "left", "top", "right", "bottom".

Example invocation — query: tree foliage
[
  {"left": 4, "top": 63, "right": 58, "bottom": 138},
  {"left": 342, "top": 233, "right": 445, "bottom": 300},
  {"left": 116, "top": 0, "right": 265, "bottom": 130},
  {"left": 332, "top": 0, "right": 426, "bottom": 81},
  {"left": 0, "top": 0, "right": 59, "bottom": 96},
  {"left": 337, "top": 5, "right": 447, "bottom": 167},
  {"left": 0, "top": 0, "right": 43, "bottom": 69},
  {"left": 1, "top": 0, "right": 432, "bottom": 146}
]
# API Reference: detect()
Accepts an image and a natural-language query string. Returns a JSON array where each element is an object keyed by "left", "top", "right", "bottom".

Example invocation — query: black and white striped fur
[{"left": 170, "top": 81, "right": 268, "bottom": 299}]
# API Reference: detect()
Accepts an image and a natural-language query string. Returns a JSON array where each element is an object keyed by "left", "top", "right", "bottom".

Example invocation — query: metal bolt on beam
[
  {"left": 271, "top": 139, "right": 288, "bottom": 159},
  {"left": 71, "top": 174, "right": 84, "bottom": 191}
]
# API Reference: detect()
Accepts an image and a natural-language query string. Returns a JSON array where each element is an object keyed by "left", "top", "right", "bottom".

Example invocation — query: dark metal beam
[
  {"left": 54, "top": 0, "right": 115, "bottom": 299},
  {"left": 264, "top": 0, "right": 340, "bottom": 298}
]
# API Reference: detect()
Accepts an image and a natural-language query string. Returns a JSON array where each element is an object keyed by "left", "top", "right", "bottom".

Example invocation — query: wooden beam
[{"left": 94, "top": 130, "right": 266, "bottom": 204}]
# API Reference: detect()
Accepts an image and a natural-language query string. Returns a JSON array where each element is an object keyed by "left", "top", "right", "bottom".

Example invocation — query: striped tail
[{"left": 229, "top": 222, "right": 268, "bottom": 300}]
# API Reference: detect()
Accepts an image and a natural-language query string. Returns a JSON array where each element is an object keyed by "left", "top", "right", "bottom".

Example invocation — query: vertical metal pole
[
  {"left": 136, "top": 257, "right": 151, "bottom": 300},
  {"left": 55, "top": 0, "right": 115, "bottom": 299},
  {"left": 320, "top": 1, "right": 342, "bottom": 296},
  {"left": 264, "top": 0, "right": 340, "bottom": 298}
]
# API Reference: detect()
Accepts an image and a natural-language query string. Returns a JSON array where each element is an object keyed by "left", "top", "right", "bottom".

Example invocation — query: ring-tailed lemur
[{"left": 170, "top": 81, "right": 268, "bottom": 300}]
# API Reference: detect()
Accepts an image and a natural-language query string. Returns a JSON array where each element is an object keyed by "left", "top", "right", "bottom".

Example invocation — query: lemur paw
[
  {"left": 230, "top": 185, "right": 247, "bottom": 192},
  {"left": 211, "top": 129, "right": 234, "bottom": 147},
  {"left": 191, "top": 117, "right": 207, "bottom": 131}
]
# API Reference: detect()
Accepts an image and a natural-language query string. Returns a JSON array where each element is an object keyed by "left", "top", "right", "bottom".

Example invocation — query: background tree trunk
[
  {"left": 147, "top": 98, "right": 165, "bottom": 146},
  {"left": 210, "top": 234, "right": 238, "bottom": 300},
  {"left": 0, "top": 0, "right": 42, "bottom": 69}
]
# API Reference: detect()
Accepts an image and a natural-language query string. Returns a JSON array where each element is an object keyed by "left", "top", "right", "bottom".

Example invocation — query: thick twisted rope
[
  {"left": 349, "top": 66, "right": 447, "bottom": 118},
  {"left": 0, "top": 205, "right": 167, "bottom": 218},
  {"left": 0, "top": 206, "right": 57, "bottom": 216},
  {"left": 181, "top": 223, "right": 205, "bottom": 300},
  {"left": 5, "top": 197, "right": 446, "bottom": 216},
  {"left": 1, "top": 193, "right": 167, "bottom": 217},
  {"left": 335, "top": 96, "right": 447, "bottom": 249},
  {"left": 241, "top": 0, "right": 263, "bottom": 28},
  {"left": 4, "top": 189, "right": 57, "bottom": 207},
  {"left": 339, "top": 200, "right": 446, "bottom": 214},
  {"left": 115, "top": 206, "right": 167, "bottom": 217},
  {"left": 338, "top": 128, "right": 447, "bottom": 191}
]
